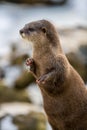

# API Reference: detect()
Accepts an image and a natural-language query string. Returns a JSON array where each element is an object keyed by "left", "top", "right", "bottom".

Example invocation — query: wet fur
[{"left": 20, "top": 20, "right": 87, "bottom": 130}]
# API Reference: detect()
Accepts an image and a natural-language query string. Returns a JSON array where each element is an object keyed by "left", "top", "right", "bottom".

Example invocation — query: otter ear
[{"left": 42, "top": 27, "right": 47, "bottom": 34}]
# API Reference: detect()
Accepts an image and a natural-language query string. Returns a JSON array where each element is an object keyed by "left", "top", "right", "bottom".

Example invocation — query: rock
[
  {"left": 58, "top": 26, "right": 87, "bottom": 53},
  {"left": 0, "top": 84, "right": 31, "bottom": 103},
  {"left": 59, "top": 26, "right": 87, "bottom": 82},
  {"left": 10, "top": 43, "right": 29, "bottom": 66},
  {"left": 1, "top": 102, "right": 43, "bottom": 116},
  {"left": 66, "top": 52, "right": 87, "bottom": 83},
  {"left": 0, "top": 67, "right": 5, "bottom": 80},
  {"left": 79, "top": 44, "right": 87, "bottom": 63},
  {"left": 11, "top": 54, "right": 28, "bottom": 66},
  {"left": 13, "top": 111, "right": 46, "bottom": 130},
  {"left": 1, "top": 103, "right": 46, "bottom": 130},
  {"left": 14, "top": 70, "right": 35, "bottom": 89},
  {"left": 2, "top": 0, "right": 67, "bottom": 5}
]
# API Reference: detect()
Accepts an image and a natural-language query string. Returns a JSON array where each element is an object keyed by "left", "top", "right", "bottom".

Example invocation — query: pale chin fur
[
  {"left": 21, "top": 35, "right": 34, "bottom": 57},
  {"left": 21, "top": 33, "right": 26, "bottom": 38}
]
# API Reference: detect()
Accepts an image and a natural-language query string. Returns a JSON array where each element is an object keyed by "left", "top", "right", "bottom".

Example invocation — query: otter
[{"left": 20, "top": 20, "right": 87, "bottom": 130}]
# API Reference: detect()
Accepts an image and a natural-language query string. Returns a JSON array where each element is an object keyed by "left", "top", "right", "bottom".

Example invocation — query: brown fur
[{"left": 20, "top": 20, "right": 87, "bottom": 130}]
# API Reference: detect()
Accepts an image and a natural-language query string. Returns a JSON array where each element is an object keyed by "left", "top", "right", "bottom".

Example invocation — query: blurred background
[{"left": 0, "top": 0, "right": 87, "bottom": 130}]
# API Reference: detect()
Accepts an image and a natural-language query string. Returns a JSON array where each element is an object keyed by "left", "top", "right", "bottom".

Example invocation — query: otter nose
[
  {"left": 19, "top": 29, "right": 26, "bottom": 38},
  {"left": 19, "top": 29, "right": 24, "bottom": 35}
]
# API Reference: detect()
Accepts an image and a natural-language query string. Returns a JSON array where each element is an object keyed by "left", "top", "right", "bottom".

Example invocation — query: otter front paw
[
  {"left": 26, "top": 58, "right": 35, "bottom": 73},
  {"left": 36, "top": 74, "right": 48, "bottom": 85},
  {"left": 26, "top": 58, "right": 34, "bottom": 66}
]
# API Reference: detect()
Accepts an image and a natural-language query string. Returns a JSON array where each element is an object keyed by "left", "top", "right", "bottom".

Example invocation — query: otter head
[{"left": 19, "top": 19, "right": 59, "bottom": 47}]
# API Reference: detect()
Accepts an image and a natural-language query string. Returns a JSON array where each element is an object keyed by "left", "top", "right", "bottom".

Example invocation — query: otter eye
[
  {"left": 28, "top": 28, "right": 34, "bottom": 32},
  {"left": 42, "top": 27, "right": 46, "bottom": 34}
]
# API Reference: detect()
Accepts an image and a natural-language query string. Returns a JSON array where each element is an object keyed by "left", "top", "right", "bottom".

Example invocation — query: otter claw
[
  {"left": 36, "top": 75, "right": 48, "bottom": 85},
  {"left": 26, "top": 58, "right": 34, "bottom": 66}
]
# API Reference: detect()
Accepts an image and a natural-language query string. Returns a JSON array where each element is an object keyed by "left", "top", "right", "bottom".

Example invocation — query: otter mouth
[
  {"left": 21, "top": 32, "right": 26, "bottom": 38},
  {"left": 19, "top": 29, "right": 27, "bottom": 39}
]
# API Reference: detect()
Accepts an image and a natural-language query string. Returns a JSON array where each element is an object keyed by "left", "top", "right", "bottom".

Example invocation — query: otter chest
[{"left": 34, "top": 58, "right": 55, "bottom": 77}]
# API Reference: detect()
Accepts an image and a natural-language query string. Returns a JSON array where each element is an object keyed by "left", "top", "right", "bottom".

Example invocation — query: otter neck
[
  {"left": 33, "top": 42, "right": 52, "bottom": 58},
  {"left": 32, "top": 40, "right": 63, "bottom": 58}
]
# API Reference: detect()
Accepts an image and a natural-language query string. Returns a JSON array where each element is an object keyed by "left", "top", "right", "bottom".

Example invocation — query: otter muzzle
[{"left": 20, "top": 29, "right": 26, "bottom": 38}]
